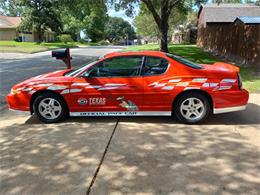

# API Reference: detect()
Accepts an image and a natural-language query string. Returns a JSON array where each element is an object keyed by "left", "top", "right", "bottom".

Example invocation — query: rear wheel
[
  {"left": 174, "top": 92, "right": 211, "bottom": 124},
  {"left": 33, "top": 93, "right": 68, "bottom": 123}
]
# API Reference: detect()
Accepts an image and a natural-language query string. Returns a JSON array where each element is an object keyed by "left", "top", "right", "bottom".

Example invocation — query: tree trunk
[
  {"left": 159, "top": 24, "right": 169, "bottom": 53},
  {"left": 159, "top": 0, "right": 169, "bottom": 52},
  {"left": 142, "top": 0, "right": 170, "bottom": 52},
  {"left": 36, "top": 26, "right": 42, "bottom": 43}
]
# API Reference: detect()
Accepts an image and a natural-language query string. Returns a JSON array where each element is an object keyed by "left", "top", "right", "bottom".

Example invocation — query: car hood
[{"left": 13, "top": 69, "right": 73, "bottom": 89}]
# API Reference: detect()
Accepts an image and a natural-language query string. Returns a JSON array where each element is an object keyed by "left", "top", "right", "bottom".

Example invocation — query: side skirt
[
  {"left": 70, "top": 111, "right": 172, "bottom": 117},
  {"left": 213, "top": 105, "right": 246, "bottom": 114}
]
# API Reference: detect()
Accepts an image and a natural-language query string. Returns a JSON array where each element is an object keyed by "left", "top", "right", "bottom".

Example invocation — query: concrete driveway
[
  {"left": 0, "top": 46, "right": 125, "bottom": 108},
  {"left": 0, "top": 94, "right": 259, "bottom": 194}
]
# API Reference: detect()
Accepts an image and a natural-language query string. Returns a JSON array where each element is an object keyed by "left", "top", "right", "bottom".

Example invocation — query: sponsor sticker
[
  {"left": 78, "top": 98, "right": 88, "bottom": 105},
  {"left": 89, "top": 97, "right": 106, "bottom": 105}
]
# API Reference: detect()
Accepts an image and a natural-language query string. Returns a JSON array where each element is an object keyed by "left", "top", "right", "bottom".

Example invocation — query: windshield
[
  {"left": 165, "top": 53, "right": 203, "bottom": 69},
  {"left": 64, "top": 60, "right": 99, "bottom": 77}
]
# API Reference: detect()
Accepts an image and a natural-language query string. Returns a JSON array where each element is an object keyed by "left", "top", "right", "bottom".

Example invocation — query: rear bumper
[{"left": 213, "top": 89, "right": 249, "bottom": 114}]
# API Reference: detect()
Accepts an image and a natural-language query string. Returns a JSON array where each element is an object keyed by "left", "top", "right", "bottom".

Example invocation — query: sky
[{"left": 107, "top": 4, "right": 140, "bottom": 25}]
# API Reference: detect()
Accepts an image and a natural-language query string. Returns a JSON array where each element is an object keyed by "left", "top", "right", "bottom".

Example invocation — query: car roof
[{"left": 104, "top": 51, "right": 168, "bottom": 59}]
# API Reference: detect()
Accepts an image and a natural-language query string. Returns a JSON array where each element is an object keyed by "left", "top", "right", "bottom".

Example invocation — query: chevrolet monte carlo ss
[{"left": 6, "top": 51, "right": 249, "bottom": 123}]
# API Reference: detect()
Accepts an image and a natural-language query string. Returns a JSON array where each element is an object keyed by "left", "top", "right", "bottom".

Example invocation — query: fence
[{"left": 197, "top": 23, "right": 260, "bottom": 66}]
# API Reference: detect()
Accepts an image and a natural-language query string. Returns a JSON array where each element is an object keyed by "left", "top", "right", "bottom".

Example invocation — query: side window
[
  {"left": 85, "top": 56, "right": 143, "bottom": 77},
  {"left": 142, "top": 57, "right": 169, "bottom": 76}
]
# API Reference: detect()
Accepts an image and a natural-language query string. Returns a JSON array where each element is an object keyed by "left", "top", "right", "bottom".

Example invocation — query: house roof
[
  {"left": 198, "top": 3, "right": 260, "bottom": 24},
  {"left": 234, "top": 16, "right": 260, "bottom": 24},
  {"left": 0, "top": 15, "right": 22, "bottom": 29}
]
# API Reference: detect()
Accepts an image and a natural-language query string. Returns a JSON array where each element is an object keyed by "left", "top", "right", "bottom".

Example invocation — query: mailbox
[{"left": 52, "top": 48, "right": 72, "bottom": 69}]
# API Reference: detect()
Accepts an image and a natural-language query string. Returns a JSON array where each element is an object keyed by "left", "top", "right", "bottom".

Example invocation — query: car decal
[
  {"left": 162, "top": 86, "right": 174, "bottom": 90},
  {"left": 104, "top": 83, "right": 127, "bottom": 86},
  {"left": 148, "top": 77, "right": 237, "bottom": 91},
  {"left": 28, "top": 90, "right": 36, "bottom": 94},
  {"left": 221, "top": 79, "right": 236, "bottom": 83},
  {"left": 168, "top": 78, "right": 182, "bottom": 83},
  {"left": 22, "top": 88, "right": 33, "bottom": 91},
  {"left": 70, "top": 89, "right": 82, "bottom": 93},
  {"left": 117, "top": 96, "right": 138, "bottom": 111},
  {"left": 34, "top": 83, "right": 53, "bottom": 87},
  {"left": 176, "top": 82, "right": 189, "bottom": 86},
  {"left": 70, "top": 111, "right": 171, "bottom": 117},
  {"left": 213, "top": 86, "right": 232, "bottom": 91},
  {"left": 98, "top": 86, "right": 120, "bottom": 90},
  {"left": 60, "top": 89, "right": 70, "bottom": 94},
  {"left": 192, "top": 78, "right": 207, "bottom": 82},
  {"left": 184, "top": 87, "right": 201, "bottom": 90},
  {"left": 47, "top": 85, "right": 68, "bottom": 90},
  {"left": 72, "top": 83, "right": 90, "bottom": 86},
  {"left": 153, "top": 83, "right": 167, "bottom": 88}
]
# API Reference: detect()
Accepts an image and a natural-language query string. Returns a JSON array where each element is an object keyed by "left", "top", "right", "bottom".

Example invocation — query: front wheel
[
  {"left": 33, "top": 93, "right": 68, "bottom": 123},
  {"left": 174, "top": 92, "right": 211, "bottom": 124}
]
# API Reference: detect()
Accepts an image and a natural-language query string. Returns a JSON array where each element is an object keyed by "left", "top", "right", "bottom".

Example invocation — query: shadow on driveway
[{"left": 0, "top": 102, "right": 259, "bottom": 194}]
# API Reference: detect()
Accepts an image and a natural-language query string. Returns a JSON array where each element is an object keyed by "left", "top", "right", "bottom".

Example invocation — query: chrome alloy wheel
[
  {"left": 180, "top": 97, "right": 205, "bottom": 120},
  {"left": 38, "top": 98, "right": 62, "bottom": 120}
]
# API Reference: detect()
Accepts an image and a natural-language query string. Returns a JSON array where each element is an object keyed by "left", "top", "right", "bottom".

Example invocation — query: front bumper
[
  {"left": 213, "top": 89, "right": 249, "bottom": 114},
  {"left": 6, "top": 93, "right": 30, "bottom": 111}
]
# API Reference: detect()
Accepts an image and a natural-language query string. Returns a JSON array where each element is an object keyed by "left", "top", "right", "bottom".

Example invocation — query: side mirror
[{"left": 52, "top": 48, "right": 72, "bottom": 69}]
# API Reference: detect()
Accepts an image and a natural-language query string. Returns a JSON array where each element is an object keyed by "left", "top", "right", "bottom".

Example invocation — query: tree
[
  {"left": 19, "top": 0, "right": 62, "bottom": 42},
  {"left": 83, "top": 5, "right": 107, "bottom": 42},
  {"left": 111, "top": 0, "right": 183, "bottom": 52},
  {"left": 111, "top": 0, "right": 205, "bottom": 52},
  {"left": 105, "top": 17, "right": 136, "bottom": 43},
  {"left": 57, "top": 0, "right": 107, "bottom": 42},
  {"left": 0, "top": 0, "right": 24, "bottom": 16},
  {"left": 134, "top": 2, "right": 187, "bottom": 40}
]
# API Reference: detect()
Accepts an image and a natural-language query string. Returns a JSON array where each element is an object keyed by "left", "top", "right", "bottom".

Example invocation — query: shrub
[
  {"left": 58, "top": 34, "right": 73, "bottom": 43},
  {"left": 98, "top": 40, "right": 110, "bottom": 45}
]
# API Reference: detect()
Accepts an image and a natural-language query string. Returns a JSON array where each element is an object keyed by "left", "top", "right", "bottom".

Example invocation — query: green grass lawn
[
  {"left": 0, "top": 41, "right": 79, "bottom": 53},
  {"left": 125, "top": 44, "right": 260, "bottom": 93}
]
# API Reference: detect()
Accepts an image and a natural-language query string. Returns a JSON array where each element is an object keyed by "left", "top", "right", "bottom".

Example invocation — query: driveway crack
[{"left": 86, "top": 118, "right": 119, "bottom": 195}]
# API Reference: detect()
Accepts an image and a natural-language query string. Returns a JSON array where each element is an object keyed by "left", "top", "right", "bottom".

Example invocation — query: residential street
[
  {"left": 0, "top": 46, "right": 125, "bottom": 108},
  {"left": 0, "top": 94, "right": 259, "bottom": 194}
]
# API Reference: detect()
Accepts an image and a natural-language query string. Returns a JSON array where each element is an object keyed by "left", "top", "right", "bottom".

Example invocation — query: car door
[
  {"left": 69, "top": 55, "right": 144, "bottom": 115},
  {"left": 142, "top": 56, "right": 173, "bottom": 112}
]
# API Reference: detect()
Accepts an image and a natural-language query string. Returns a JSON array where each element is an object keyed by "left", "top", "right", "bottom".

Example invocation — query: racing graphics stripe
[
  {"left": 60, "top": 88, "right": 82, "bottom": 94},
  {"left": 192, "top": 78, "right": 207, "bottom": 83},
  {"left": 47, "top": 85, "right": 68, "bottom": 90},
  {"left": 70, "top": 111, "right": 172, "bottom": 117},
  {"left": 72, "top": 83, "right": 90, "bottom": 86},
  {"left": 221, "top": 79, "right": 236, "bottom": 83}
]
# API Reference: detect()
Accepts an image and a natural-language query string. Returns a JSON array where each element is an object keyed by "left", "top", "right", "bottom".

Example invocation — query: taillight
[{"left": 237, "top": 73, "right": 242, "bottom": 89}]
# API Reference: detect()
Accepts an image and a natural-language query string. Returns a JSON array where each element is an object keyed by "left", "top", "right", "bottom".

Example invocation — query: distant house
[
  {"left": 171, "top": 25, "right": 197, "bottom": 44},
  {"left": 197, "top": 4, "right": 260, "bottom": 66},
  {"left": 0, "top": 15, "right": 55, "bottom": 42}
]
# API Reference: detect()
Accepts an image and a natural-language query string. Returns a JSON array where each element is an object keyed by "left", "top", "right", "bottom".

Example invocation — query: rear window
[{"left": 166, "top": 53, "right": 203, "bottom": 69}]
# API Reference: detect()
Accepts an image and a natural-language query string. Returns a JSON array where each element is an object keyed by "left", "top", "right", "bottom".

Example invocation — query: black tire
[
  {"left": 33, "top": 92, "right": 68, "bottom": 123},
  {"left": 173, "top": 92, "right": 211, "bottom": 124}
]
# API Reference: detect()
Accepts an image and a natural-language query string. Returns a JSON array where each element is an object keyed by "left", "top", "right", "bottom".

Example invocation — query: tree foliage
[
  {"left": 19, "top": 0, "right": 62, "bottom": 42},
  {"left": 57, "top": 0, "right": 107, "bottom": 42},
  {"left": 105, "top": 17, "right": 136, "bottom": 43},
  {"left": 110, "top": 0, "right": 206, "bottom": 52},
  {"left": 134, "top": 2, "right": 187, "bottom": 38},
  {"left": 0, "top": 0, "right": 24, "bottom": 16}
]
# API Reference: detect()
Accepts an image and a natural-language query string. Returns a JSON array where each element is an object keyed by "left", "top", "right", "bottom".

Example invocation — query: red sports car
[{"left": 6, "top": 51, "right": 249, "bottom": 123}]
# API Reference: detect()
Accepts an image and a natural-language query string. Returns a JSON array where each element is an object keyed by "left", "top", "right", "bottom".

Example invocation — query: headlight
[{"left": 11, "top": 88, "right": 18, "bottom": 95}]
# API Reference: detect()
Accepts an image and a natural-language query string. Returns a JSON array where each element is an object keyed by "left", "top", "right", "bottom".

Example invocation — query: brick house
[
  {"left": 197, "top": 4, "right": 260, "bottom": 66},
  {"left": 0, "top": 15, "right": 55, "bottom": 42}
]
